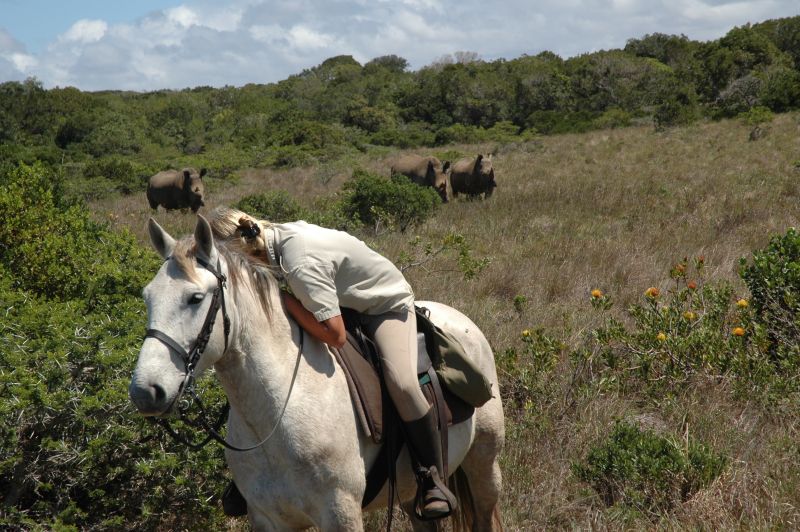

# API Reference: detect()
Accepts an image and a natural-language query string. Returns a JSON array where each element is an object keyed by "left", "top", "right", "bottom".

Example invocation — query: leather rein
[{"left": 144, "top": 254, "right": 303, "bottom": 452}]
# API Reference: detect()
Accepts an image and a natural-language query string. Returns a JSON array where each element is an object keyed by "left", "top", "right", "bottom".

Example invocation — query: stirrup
[{"left": 413, "top": 466, "right": 457, "bottom": 521}]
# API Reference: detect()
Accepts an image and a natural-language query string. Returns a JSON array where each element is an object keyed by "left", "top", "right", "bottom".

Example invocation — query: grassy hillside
[{"left": 92, "top": 111, "right": 800, "bottom": 529}]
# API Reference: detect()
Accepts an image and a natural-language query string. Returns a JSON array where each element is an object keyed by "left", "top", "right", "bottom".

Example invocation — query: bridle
[{"left": 143, "top": 253, "right": 303, "bottom": 452}]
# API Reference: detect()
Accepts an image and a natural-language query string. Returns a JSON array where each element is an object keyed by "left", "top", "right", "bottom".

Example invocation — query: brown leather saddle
[{"left": 333, "top": 308, "right": 474, "bottom": 508}]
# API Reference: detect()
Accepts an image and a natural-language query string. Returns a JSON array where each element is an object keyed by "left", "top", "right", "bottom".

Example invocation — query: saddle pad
[{"left": 332, "top": 332, "right": 475, "bottom": 445}]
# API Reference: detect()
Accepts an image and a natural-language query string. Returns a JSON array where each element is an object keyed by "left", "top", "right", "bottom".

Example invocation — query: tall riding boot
[
  {"left": 403, "top": 408, "right": 457, "bottom": 520},
  {"left": 221, "top": 480, "right": 247, "bottom": 517}
]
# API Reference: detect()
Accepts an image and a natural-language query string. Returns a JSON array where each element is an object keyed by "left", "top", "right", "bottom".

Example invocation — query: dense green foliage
[
  {"left": 572, "top": 421, "right": 727, "bottom": 517},
  {"left": 1, "top": 16, "right": 798, "bottom": 197},
  {"left": 339, "top": 170, "right": 441, "bottom": 232},
  {"left": 741, "top": 228, "right": 800, "bottom": 364},
  {"left": 0, "top": 164, "right": 229, "bottom": 530},
  {"left": 235, "top": 190, "right": 310, "bottom": 223}
]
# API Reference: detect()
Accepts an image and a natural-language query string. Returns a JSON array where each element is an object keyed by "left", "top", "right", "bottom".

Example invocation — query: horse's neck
[{"left": 214, "top": 281, "right": 301, "bottom": 425}]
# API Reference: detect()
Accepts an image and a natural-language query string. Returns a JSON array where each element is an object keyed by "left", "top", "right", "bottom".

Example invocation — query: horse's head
[{"left": 129, "top": 215, "right": 230, "bottom": 416}]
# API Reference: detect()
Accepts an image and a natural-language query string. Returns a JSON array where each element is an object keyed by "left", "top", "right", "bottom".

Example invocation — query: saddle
[{"left": 332, "top": 308, "right": 474, "bottom": 508}]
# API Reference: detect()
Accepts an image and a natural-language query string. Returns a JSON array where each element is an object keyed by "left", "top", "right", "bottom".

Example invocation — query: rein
[{"left": 144, "top": 254, "right": 304, "bottom": 452}]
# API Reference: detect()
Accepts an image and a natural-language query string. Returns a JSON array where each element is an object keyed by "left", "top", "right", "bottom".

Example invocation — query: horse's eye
[{"left": 188, "top": 293, "right": 205, "bottom": 305}]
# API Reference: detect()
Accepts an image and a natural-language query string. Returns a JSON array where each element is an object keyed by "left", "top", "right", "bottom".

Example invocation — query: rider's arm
[{"left": 283, "top": 292, "right": 346, "bottom": 348}]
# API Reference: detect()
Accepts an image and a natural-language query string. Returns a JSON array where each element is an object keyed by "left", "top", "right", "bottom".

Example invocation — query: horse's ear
[
  {"left": 148, "top": 218, "right": 175, "bottom": 260},
  {"left": 194, "top": 215, "right": 215, "bottom": 261}
]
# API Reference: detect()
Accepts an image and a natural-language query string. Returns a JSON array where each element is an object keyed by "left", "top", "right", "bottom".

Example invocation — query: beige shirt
[{"left": 266, "top": 221, "right": 414, "bottom": 321}]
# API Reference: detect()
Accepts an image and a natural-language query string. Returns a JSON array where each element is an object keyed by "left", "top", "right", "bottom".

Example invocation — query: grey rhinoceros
[
  {"left": 450, "top": 154, "right": 496, "bottom": 199},
  {"left": 390, "top": 154, "right": 451, "bottom": 202},
  {"left": 146, "top": 167, "right": 206, "bottom": 212}
]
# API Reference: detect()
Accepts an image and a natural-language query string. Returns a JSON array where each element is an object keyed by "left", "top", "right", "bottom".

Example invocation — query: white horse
[{"left": 129, "top": 216, "right": 505, "bottom": 531}]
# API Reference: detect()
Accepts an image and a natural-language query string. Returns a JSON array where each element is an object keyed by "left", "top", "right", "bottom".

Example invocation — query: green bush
[
  {"left": 235, "top": 190, "right": 310, "bottom": 222},
  {"left": 339, "top": 169, "right": 440, "bottom": 232},
  {"left": 740, "top": 228, "right": 800, "bottom": 362},
  {"left": 84, "top": 157, "right": 150, "bottom": 195},
  {"left": 738, "top": 105, "right": 774, "bottom": 125},
  {"left": 579, "top": 258, "right": 761, "bottom": 395},
  {"left": 572, "top": 421, "right": 727, "bottom": 517},
  {"left": 0, "top": 162, "right": 229, "bottom": 529}
]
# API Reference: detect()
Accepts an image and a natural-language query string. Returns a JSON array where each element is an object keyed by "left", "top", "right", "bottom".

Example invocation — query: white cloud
[
  {"left": 10, "top": 52, "right": 37, "bottom": 72},
  {"left": 60, "top": 19, "right": 108, "bottom": 44},
  {"left": 166, "top": 6, "right": 200, "bottom": 28},
  {"left": 2, "top": 0, "right": 798, "bottom": 91},
  {"left": 287, "top": 25, "right": 335, "bottom": 50}
]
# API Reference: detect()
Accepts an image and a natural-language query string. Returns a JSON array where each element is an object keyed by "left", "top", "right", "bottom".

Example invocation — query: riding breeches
[{"left": 359, "top": 308, "right": 430, "bottom": 422}]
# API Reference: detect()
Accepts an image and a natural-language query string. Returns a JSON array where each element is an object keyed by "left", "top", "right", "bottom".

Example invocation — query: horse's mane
[{"left": 172, "top": 235, "right": 280, "bottom": 319}]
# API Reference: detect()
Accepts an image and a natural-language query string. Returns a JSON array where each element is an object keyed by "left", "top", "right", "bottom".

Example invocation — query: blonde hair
[
  {"left": 208, "top": 205, "right": 273, "bottom": 263},
  {"left": 206, "top": 205, "right": 281, "bottom": 317}
]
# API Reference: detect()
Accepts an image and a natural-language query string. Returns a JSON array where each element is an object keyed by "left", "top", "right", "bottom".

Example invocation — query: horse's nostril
[{"left": 153, "top": 384, "right": 166, "bottom": 403}]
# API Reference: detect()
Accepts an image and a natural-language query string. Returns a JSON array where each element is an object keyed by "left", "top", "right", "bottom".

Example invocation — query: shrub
[
  {"left": 0, "top": 163, "right": 153, "bottom": 302},
  {"left": 235, "top": 190, "right": 310, "bottom": 222},
  {"left": 592, "top": 108, "right": 633, "bottom": 129},
  {"left": 759, "top": 66, "right": 800, "bottom": 112},
  {"left": 578, "top": 258, "right": 761, "bottom": 395},
  {"left": 740, "top": 228, "right": 800, "bottom": 362},
  {"left": 572, "top": 421, "right": 727, "bottom": 517},
  {"left": 0, "top": 162, "right": 229, "bottom": 530},
  {"left": 738, "top": 105, "right": 774, "bottom": 126},
  {"left": 339, "top": 169, "right": 440, "bottom": 232},
  {"left": 83, "top": 157, "right": 150, "bottom": 195}
]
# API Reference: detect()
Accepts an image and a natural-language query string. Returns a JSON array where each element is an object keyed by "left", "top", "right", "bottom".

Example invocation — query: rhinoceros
[
  {"left": 390, "top": 154, "right": 450, "bottom": 202},
  {"left": 146, "top": 167, "right": 206, "bottom": 212},
  {"left": 450, "top": 154, "right": 496, "bottom": 199}
]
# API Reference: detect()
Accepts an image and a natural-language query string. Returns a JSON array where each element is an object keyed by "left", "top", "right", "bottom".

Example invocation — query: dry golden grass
[{"left": 94, "top": 112, "right": 800, "bottom": 529}]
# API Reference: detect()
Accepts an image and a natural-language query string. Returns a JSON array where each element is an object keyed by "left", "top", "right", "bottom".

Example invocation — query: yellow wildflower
[
  {"left": 683, "top": 311, "right": 697, "bottom": 321},
  {"left": 737, "top": 299, "right": 749, "bottom": 308},
  {"left": 591, "top": 289, "right": 603, "bottom": 298},
  {"left": 656, "top": 332, "right": 667, "bottom": 342},
  {"left": 645, "top": 287, "right": 660, "bottom": 298},
  {"left": 732, "top": 327, "right": 746, "bottom": 336},
  {"left": 522, "top": 329, "right": 531, "bottom": 338}
]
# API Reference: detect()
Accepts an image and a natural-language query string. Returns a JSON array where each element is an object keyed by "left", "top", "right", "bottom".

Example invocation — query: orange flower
[
  {"left": 687, "top": 280, "right": 697, "bottom": 290},
  {"left": 645, "top": 287, "right": 660, "bottom": 298},
  {"left": 736, "top": 299, "right": 749, "bottom": 308},
  {"left": 732, "top": 327, "right": 746, "bottom": 336},
  {"left": 591, "top": 289, "right": 603, "bottom": 298}
]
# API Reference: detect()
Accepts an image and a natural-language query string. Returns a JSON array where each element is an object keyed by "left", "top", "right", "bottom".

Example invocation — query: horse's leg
[
  {"left": 315, "top": 492, "right": 364, "bottom": 531},
  {"left": 457, "top": 409, "right": 504, "bottom": 531}
]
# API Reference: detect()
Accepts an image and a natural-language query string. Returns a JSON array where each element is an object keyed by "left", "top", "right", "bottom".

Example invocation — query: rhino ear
[
  {"left": 183, "top": 169, "right": 191, "bottom": 180},
  {"left": 148, "top": 218, "right": 176, "bottom": 260},
  {"left": 443, "top": 161, "right": 451, "bottom": 173},
  {"left": 199, "top": 168, "right": 207, "bottom": 178},
  {"left": 194, "top": 215, "right": 215, "bottom": 262}
]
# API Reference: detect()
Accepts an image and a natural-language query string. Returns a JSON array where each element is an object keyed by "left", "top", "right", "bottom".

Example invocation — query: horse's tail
[{"left": 449, "top": 466, "right": 503, "bottom": 532}]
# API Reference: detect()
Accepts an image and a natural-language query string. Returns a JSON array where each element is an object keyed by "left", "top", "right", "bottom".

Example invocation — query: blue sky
[
  {"left": 0, "top": 0, "right": 797, "bottom": 91},
  {"left": 0, "top": 0, "right": 178, "bottom": 53}
]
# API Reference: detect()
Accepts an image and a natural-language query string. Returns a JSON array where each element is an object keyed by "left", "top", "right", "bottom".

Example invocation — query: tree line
[{"left": 0, "top": 16, "right": 797, "bottom": 192}]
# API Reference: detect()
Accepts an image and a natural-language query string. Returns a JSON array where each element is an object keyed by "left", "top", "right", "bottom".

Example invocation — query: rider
[{"left": 209, "top": 206, "right": 457, "bottom": 519}]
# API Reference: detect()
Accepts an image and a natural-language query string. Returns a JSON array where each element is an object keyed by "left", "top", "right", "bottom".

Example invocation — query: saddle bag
[{"left": 414, "top": 306, "right": 494, "bottom": 408}]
